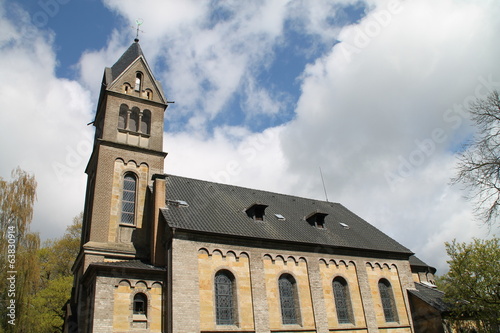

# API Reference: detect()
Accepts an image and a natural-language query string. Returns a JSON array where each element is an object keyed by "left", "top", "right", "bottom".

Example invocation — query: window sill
[
  {"left": 132, "top": 314, "right": 147, "bottom": 322},
  {"left": 213, "top": 324, "right": 242, "bottom": 331},
  {"left": 119, "top": 223, "right": 136, "bottom": 228},
  {"left": 274, "top": 324, "right": 306, "bottom": 331},
  {"left": 118, "top": 128, "right": 151, "bottom": 138}
]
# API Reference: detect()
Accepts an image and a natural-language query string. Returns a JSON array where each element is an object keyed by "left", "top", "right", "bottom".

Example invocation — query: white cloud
[
  {"left": 0, "top": 3, "right": 93, "bottom": 240},
  {"left": 279, "top": 0, "right": 500, "bottom": 272},
  {"left": 2, "top": 0, "right": 500, "bottom": 276},
  {"left": 62, "top": 0, "right": 500, "bottom": 273}
]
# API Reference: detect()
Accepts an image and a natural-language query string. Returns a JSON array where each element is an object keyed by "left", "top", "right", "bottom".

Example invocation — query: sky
[{"left": 1, "top": 0, "right": 499, "bottom": 274}]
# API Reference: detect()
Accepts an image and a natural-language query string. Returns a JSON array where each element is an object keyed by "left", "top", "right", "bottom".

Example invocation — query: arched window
[
  {"left": 123, "top": 83, "right": 131, "bottom": 94},
  {"left": 121, "top": 173, "right": 136, "bottom": 224},
  {"left": 378, "top": 279, "right": 398, "bottom": 322},
  {"left": 118, "top": 104, "right": 128, "bottom": 130},
  {"left": 145, "top": 89, "right": 153, "bottom": 100},
  {"left": 135, "top": 72, "right": 142, "bottom": 91},
  {"left": 141, "top": 110, "right": 151, "bottom": 134},
  {"left": 129, "top": 107, "right": 140, "bottom": 132},
  {"left": 279, "top": 274, "right": 300, "bottom": 325},
  {"left": 333, "top": 277, "right": 354, "bottom": 324},
  {"left": 215, "top": 270, "right": 236, "bottom": 325},
  {"left": 133, "top": 293, "right": 147, "bottom": 316}
]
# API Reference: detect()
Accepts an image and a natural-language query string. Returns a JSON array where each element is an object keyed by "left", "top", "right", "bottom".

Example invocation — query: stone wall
[
  {"left": 92, "top": 275, "right": 163, "bottom": 333},
  {"left": 170, "top": 235, "right": 416, "bottom": 333}
]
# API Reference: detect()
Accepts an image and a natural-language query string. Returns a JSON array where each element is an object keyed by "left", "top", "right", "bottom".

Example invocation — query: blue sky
[
  {"left": 13, "top": 0, "right": 117, "bottom": 78},
  {"left": 1, "top": 0, "right": 500, "bottom": 274}
]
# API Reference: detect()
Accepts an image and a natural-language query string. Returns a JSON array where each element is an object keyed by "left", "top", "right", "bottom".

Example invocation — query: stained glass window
[
  {"left": 215, "top": 270, "right": 235, "bottom": 325},
  {"left": 279, "top": 274, "right": 300, "bottom": 325},
  {"left": 333, "top": 277, "right": 353, "bottom": 324},
  {"left": 121, "top": 174, "right": 136, "bottom": 224},
  {"left": 378, "top": 279, "right": 398, "bottom": 322}
]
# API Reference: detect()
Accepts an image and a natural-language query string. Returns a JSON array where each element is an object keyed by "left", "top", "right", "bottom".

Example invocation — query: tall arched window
[
  {"left": 118, "top": 104, "right": 128, "bottom": 130},
  {"left": 333, "top": 277, "right": 354, "bottom": 324},
  {"left": 121, "top": 173, "right": 136, "bottom": 224},
  {"left": 378, "top": 279, "right": 398, "bottom": 322},
  {"left": 141, "top": 110, "right": 151, "bottom": 134},
  {"left": 135, "top": 72, "right": 142, "bottom": 91},
  {"left": 279, "top": 274, "right": 300, "bottom": 325},
  {"left": 133, "top": 293, "right": 147, "bottom": 316},
  {"left": 215, "top": 270, "right": 236, "bottom": 325},
  {"left": 129, "top": 107, "right": 140, "bottom": 132}
]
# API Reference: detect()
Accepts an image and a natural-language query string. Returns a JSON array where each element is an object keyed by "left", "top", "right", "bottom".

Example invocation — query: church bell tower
[{"left": 79, "top": 39, "right": 168, "bottom": 268}]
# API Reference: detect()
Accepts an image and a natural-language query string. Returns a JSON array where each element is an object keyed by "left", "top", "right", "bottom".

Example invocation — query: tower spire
[{"left": 134, "top": 18, "right": 144, "bottom": 42}]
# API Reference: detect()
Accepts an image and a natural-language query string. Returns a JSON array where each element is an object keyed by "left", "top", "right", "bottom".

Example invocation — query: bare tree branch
[{"left": 452, "top": 90, "right": 500, "bottom": 227}]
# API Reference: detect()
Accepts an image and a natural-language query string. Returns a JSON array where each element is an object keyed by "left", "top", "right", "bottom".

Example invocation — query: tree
[
  {"left": 438, "top": 237, "right": 500, "bottom": 332},
  {"left": 0, "top": 168, "right": 38, "bottom": 332},
  {"left": 0, "top": 167, "right": 37, "bottom": 239},
  {"left": 27, "top": 214, "right": 82, "bottom": 333},
  {"left": 0, "top": 169, "right": 81, "bottom": 332},
  {"left": 453, "top": 90, "right": 500, "bottom": 227},
  {"left": 39, "top": 213, "right": 82, "bottom": 284}
]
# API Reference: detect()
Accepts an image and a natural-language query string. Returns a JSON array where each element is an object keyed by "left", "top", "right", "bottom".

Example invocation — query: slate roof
[
  {"left": 160, "top": 175, "right": 413, "bottom": 255},
  {"left": 90, "top": 260, "right": 165, "bottom": 272},
  {"left": 110, "top": 41, "right": 145, "bottom": 82},
  {"left": 409, "top": 255, "right": 437, "bottom": 273},
  {"left": 409, "top": 282, "right": 449, "bottom": 313}
]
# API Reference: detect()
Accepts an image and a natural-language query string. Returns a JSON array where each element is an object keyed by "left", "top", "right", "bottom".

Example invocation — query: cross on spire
[{"left": 133, "top": 18, "right": 144, "bottom": 42}]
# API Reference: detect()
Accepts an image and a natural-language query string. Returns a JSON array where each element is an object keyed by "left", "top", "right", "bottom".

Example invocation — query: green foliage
[
  {"left": 0, "top": 168, "right": 80, "bottom": 332},
  {"left": 39, "top": 213, "right": 82, "bottom": 284},
  {"left": 29, "top": 276, "right": 74, "bottom": 333},
  {"left": 26, "top": 214, "right": 82, "bottom": 332},
  {"left": 439, "top": 237, "right": 500, "bottom": 331}
]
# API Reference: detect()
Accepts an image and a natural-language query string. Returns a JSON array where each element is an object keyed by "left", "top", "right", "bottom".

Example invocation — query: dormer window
[
  {"left": 306, "top": 211, "right": 328, "bottom": 229},
  {"left": 245, "top": 203, "right": 268, "bottom": 221}
]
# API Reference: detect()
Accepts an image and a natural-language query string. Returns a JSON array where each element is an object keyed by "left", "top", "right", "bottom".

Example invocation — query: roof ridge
[
  {"left": 165, "top": 173, "right": 339, "bottom": 205},
  {"left": 415, "top": 282, "right": 445, "bottom": 294}
]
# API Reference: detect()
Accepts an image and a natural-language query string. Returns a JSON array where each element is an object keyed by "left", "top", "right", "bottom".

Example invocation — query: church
[{"left": 64, "top": 39, "right": 447, "bottom": 333}]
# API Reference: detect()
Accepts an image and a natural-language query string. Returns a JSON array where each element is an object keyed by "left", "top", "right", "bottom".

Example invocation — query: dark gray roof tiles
[
  {"left": 110, "top": 41, "right": 145, "bottom": 82},
  {"left": 409, "top": 255, "right": 436, "bottom": 273},
  {"left": 160, "top": 175, "right": 413, "bottom": 255},
  {"left": 409, "top": 282, "right": 449, "bottom": 313},
  {"left": 90, "top": 260, "right": 165, "bottom": 271}
]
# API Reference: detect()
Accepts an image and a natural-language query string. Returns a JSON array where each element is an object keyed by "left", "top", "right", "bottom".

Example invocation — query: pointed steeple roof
[{"left": 110, "top": 40, "right": 146, "bottom": 81}]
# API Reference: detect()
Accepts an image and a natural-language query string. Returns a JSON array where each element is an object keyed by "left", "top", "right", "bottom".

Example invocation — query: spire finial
[{"left": 133, "top": 18, "right": 144, "bottom": 42}]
